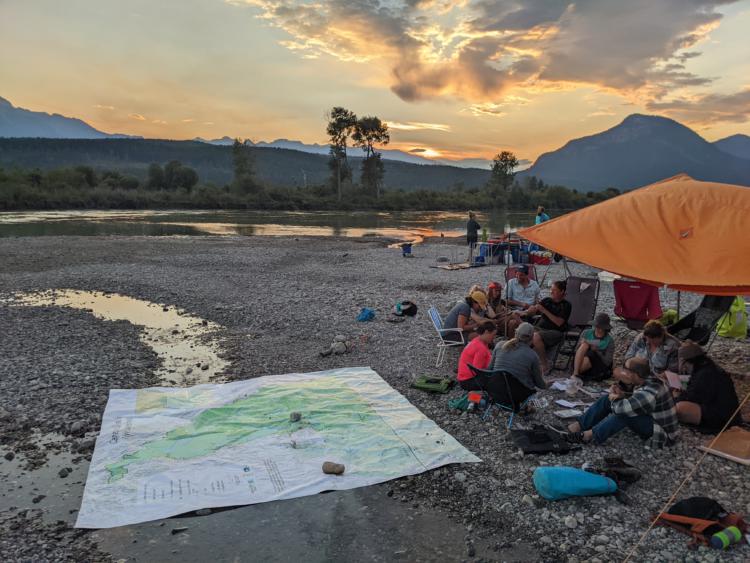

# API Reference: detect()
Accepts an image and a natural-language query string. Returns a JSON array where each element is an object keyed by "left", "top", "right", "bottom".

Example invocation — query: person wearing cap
[
  {"left": 567, "top": 358, "right": 678, "bottom": 447},
  {"left": 505, "top": 265, "right": 541, "bottom": 311},
  {"left": 442, "top": 291, "right": 488, "bottom": 342},
  {"left": 673, "top": 341, "right": 740, "bottom": 432},
  {"left": 570, "top": 313, "right": 615, "bottom": 381},
  {"left": 487, "top": 322, "right": 548, "bottom": 405}
]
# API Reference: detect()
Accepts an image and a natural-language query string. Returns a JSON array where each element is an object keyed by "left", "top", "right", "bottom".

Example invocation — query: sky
[{"left": 1, "top": 0, "right": 750, "bottom": 164}]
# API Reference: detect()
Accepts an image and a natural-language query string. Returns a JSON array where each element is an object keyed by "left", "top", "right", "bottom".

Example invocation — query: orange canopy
[{"left": 518, "top": 174, "right": 750, "bottom": 295}]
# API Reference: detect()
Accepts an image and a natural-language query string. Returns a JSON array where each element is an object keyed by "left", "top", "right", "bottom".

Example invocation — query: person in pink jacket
[{"left": 457, "top": 322, "right": 497, "bottom": 391}]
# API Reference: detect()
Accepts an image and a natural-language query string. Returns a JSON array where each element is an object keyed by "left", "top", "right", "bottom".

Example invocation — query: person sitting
[
  {"left": 571, "top": 313, "right": 615, "bottom": 381},
  {"left": 442, "top": 291, "right": 488, "bottom": 342},
  {"left": 505, "top": 265, "right": 541, "bottom": 311},
  {"left": 486, "top": 322, "right": 548, "bottom": 406},
  {"left": 672, "top": 341, "right": 740, "bottom": 433},
  {"left": 456, "top": 322, "right": 498, "bottom": 391},
  {"left": 567, "top": 359, "right": 678, "bottom": 448},
  {"left": 523, "top": 280, "right": 571, "bottom": 374},
  {"left": 623, "top": 319, "right": 679, "bottom": 374},
  {"left": 484, "top": 281, "right": 520, "bottom": 337}
]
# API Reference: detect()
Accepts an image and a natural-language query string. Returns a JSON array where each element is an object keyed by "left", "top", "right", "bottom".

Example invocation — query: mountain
[
  {"left": 194, "top": 135, "right": 492, "bottom": 169},
  {"left": 520, "top": 114, "right": 750, "bottom": 190},
  {"left": 713, "top": 134, "right": 750, "bottom": 160},
  {"left": 0, "top": 138, "right": 490, "bottom": 191},
  {"left": 0, "top": 96, "right": 137, "bottom": 139}
]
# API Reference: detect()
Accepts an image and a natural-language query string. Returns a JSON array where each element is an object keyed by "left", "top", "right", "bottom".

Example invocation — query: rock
[
  {"left": 171, "top": 329, "right": 179, "bottom": 335},
  {"left": 565, "top": 515, "right": 578, "bottom": 529},
  {"left": 521, "top": 495, "right": 536, "bottom": 508},
  {"left": 185, "top": 367, "right": 193, "bottom": 375},
  {"left": 319, "top": 347, "right": 333, "bottom": 357},
  {"left": 467, "top": 544, "right": 476, "bottom": 557},
  {"left": 332, "top": 342, "right": 347, "bottom": 355},
  {"left": 455, "top": 472, "right": 467, "bottom": 483},
  {"left": 70, "top": 421, "right": 86, "bottom": 434},
  {"left": 58, "top": 468, "right": 70, "bottom": 478},
  {"left": 201, "top": 319, "right": 208, "bottom": 326},
  {"left": 289, "top": 412, "right": 301, "bottom": 423},
  {"left": 4, "top": 451, "right": 14, "bottom": 461},
  {"left": 201, "top": 363, "right": 209, "bottom": 371},
  {"left": 171, "top": 527, "right": 189, "bottom": 535},
  {"left": 322, "top": 461, "right": 345, "bottom": 475},
  {"left": 594, "top": 535, "right": 609, "bottom": 545},
  {"left": 32, "top": 495, "right": 46, "bottom": 504},
  {"left": 333, "top": 335, "right": 347, "bottom": 342},
  {"left": 195, "top": 508, "right": 212, "bottom": 516},
  {"left": 0, "top": 406, "right": 10, "bottom": 420}
]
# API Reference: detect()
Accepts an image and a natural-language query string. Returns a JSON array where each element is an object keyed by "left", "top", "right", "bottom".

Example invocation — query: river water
[{"left": 0, "top": 209, "right": 539, "bottom": 240}]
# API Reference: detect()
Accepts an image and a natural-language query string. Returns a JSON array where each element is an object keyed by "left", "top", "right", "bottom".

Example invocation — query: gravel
[{"left": 0, "top": 234, "right": 748, "bottom": 562}]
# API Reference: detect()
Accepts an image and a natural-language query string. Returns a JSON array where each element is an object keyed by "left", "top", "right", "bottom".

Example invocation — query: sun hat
[
  {"left": 469, "top": 291, "right": 488, "bottom": 307},
  {"left": 678, "top": 340, "right": 705, "bottom": 362},
  {"left": 593, "top": 313, "right": 612, "bottom": 331},
  {"left": 516, "top": 322, "right": 534, "bottom": 343}
]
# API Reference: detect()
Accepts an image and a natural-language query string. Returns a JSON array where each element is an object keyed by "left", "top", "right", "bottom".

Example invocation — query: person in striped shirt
[{"left": 567, "top": 358, "right": 678, "bottom": 448}]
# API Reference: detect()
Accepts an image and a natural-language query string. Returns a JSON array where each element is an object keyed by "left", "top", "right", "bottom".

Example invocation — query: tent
[{"left": 518, "top": 174, "right": 750, "bottom": 296}]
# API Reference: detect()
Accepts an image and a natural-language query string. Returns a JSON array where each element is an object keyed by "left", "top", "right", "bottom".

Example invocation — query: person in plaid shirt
[{"left": 567, "top": 359, "right": 678, "bottom": 447}]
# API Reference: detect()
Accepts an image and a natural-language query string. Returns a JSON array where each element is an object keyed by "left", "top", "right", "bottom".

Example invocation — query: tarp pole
[{"left": 677, "top": 290, "right": 681, "bottom": 318}]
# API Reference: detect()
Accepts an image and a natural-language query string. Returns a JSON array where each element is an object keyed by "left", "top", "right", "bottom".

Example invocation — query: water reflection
[{"left": 0, "top": 209, "right": 540, "bottom": 240}]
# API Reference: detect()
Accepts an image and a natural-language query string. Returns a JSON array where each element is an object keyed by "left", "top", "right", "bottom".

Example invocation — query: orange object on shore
[{"left": 518, "top": 175, "right": 750, "bottom": 295}]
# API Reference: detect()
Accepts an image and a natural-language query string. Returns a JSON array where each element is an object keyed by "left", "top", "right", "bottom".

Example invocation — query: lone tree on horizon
[
  {"left": 489, "top": 150, "right": 519, "bottom": 197},
  {"left": 352, "top": 116, "right": 390, "bottom": 199},
  {"left": 231, "top": 138, "right": 258, "bottom": 194},
  {"left": 326, "top": 107, "right": 357, "bottom": 201}
]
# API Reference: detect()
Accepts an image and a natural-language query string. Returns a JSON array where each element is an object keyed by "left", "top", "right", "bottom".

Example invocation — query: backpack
[
  {"left": 411, "top": 376, "right": 454, "bottom": 394},
  {"left": 533, "top": 466, "right": 618, "bottom": 501},
  {"left": 393, "top": 301, "right": 418, "bottom": 317},
  {"left": 510, "top": 425, "right": 577, "bottom": 455}
]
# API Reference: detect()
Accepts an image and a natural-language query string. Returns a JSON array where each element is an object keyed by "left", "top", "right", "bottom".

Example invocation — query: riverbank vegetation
[{"left": 0, "top": 163, "right": 620, "bottom": 211}]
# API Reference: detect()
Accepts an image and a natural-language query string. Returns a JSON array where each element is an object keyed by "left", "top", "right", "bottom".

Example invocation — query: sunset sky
[{"left": 2, "top": 0, "right": 750, "bottom": 164}]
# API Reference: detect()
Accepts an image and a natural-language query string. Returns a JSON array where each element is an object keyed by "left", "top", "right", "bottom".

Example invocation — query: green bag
[
  {"left": 717, "top": 296, "right": 748, "bottom": 339},
  {"left": 411, "top": 376, "right": 455, "bottom": 394},
  {"left": 448, "top": 393, "right": 470, "bottom": 411},
  {"left": 659, "top": 309, "right": 678, "bottom": 326}
]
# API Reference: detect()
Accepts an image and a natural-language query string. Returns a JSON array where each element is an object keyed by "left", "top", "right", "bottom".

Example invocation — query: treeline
[{"left": 0, "top": 163, "right": 620, "bottom": 211}]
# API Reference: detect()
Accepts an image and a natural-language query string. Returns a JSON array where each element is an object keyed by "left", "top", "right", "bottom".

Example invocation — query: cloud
[
  {"left": 93, "top": 104, "right": 115, "bottom": 110},
  {"left": 128, "top": 113, "right": 146, "bottom": 121},
  {"left": 386, "top": 121, "right": 451, "bottom": 131},
  {"left": 234, "top": 0, "right": 737, "bottom": 107},
  {"left": 182, "top": 118, "right": 195, "bottom": 123},
  {"left": 646, "top": 87, "right": 750, "bottom": 125},
  {"left": 203, "top": 122, "right": 214, "bottom": 125},
  {"left": 152, "top": 119, "right": 168, "bottom": 124}
]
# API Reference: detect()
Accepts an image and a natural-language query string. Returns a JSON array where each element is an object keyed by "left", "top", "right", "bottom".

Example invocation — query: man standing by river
[{"left": 466, "top": 211, "right": 480, "bottom": 263}]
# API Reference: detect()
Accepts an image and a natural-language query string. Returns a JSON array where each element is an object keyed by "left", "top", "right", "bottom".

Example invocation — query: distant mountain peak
[{"left": 0, "top": 96, "right": 12, "bottom": 108}]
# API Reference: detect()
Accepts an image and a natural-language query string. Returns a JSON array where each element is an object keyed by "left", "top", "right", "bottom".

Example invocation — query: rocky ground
[{"left": 0, "top": 235, "right": 748, "bottom": 562}]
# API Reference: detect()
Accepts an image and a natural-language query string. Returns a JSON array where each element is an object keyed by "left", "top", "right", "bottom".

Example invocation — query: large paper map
[{"left": 76, "top": 367, "right": 479, "bottom": 528}]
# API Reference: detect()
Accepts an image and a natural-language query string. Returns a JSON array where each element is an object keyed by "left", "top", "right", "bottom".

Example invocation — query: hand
[{"left": 522, "top": 303, "right": 530, "bottom": 310}]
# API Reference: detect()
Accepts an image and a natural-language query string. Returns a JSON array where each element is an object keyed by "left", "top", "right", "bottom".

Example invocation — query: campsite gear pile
[{"left": 655, "top": 497, "right": 749, "bottom": 550}]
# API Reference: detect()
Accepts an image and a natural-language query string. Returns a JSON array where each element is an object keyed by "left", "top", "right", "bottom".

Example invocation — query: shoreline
[{"left": 1, "top": 235, "right": 748, "bottom": 562}]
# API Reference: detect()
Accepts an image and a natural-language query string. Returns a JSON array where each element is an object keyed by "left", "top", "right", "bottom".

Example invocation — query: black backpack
[{"left": 393, "top": 301, "right": 418, "bottom": 317}]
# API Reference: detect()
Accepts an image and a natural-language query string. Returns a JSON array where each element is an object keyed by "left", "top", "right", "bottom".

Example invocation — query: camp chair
[
  {"left": 467, "top": 364, "right": 534, "bottom": 429},
  {"left": 667, "top": 295, "right": 735, "bottom": 347},
  {"left": 552, "top": 276, "right": 600, "bottom": 371},
  {"left": 504, "top": 264, "right": 538, "bottom": 282},
  {"left": 613, "top": 280, "right": 663, "bottom": 330},
  {"left": 428, "top": 305, "right": 465, "bottom": 367}
]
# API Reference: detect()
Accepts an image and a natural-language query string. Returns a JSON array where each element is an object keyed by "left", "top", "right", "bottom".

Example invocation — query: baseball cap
[
  {"left": 516, "top": 322, "right": 534, "bottom": 343},
  {"left": 516, "top": 265, "right": 529, "bottom": 276}
]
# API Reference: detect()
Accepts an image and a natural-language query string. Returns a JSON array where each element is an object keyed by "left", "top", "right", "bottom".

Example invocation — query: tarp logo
[{"left": 679, "top": 227, "right": 693, "bottom": 239}]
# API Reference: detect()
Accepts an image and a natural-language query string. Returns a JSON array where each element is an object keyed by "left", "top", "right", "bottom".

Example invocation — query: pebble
[
  {"left": 4, "top": 451, "right": 14, "bottom": 461},
  {"left": 171, "top": 527, "right": 189, "bottom": 535},
  {"left": 195, "top": 508, "right": 212, "bottom": 516},
  {"left": 564, "top": 516, "right": 578, "bottom": 529},
  {"left": 322, "top": 461, "right": 345, "bottom": 475},
  {"left": 58, "top": 468, "right": 70, "bottom": 478}
]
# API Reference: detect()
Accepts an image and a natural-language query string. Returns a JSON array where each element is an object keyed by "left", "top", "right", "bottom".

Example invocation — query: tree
[
  {"left": 147, "top": 163, "right": 165, "bottom": 190},
  {"left": 164, "top": 160, "right": 183, "bottom": 191},
  {"left": 174, "top": 166, "right": 198, "bottom": 192},
  {"left": 231, "top": 138, "right": 258, "bottom": 195},
  {"left": 326, "top": 107, "right": 357, "bottom": 201},
  {"left": 352, "top": 116, "right": 390, "bottom": 198},
  {"left": 490, "top": 151, "right": 519, "bottom": 193}
]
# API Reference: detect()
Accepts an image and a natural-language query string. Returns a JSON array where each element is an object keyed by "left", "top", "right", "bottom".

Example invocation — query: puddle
[
  {"left": 8, "top": 290, "right": 229, "bottom": 386},
  {"left": 0, "top": 433, "right": 86, "bottom": 525}
]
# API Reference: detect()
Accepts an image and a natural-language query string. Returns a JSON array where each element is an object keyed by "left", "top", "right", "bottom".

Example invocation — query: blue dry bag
[{"left": 533, "top": 466, "right": 617, "bottom": 501}]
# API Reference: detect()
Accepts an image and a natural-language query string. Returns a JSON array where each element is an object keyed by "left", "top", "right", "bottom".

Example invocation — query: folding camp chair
[
  {"left": 668, "top": 295, "right": 735, "bottom": 347},
  {"left": 552, "top": 276, "right": 600, "bottom": 371},
  {"left": 504, "top": 264, "right": 538, "bottom": 282},
  {"left": 613, "top": 280, "right": 663, "bottom": 330},
  {"left": 428, "top": 305, "right": 465, "bottom": 367},
  {"left": 467, "top": 364, "right": 534, "bottom": 428}
]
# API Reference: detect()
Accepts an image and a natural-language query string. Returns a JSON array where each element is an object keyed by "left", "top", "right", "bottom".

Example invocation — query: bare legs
[
  {"left": 571, "top": 341, "right": 592, "bottom": 378},
  {"left": 675, "top": 401, "right": 702, "bottom": 425},
  {"left": 531, "top": 332, "right": 549, "bottom": 374}
]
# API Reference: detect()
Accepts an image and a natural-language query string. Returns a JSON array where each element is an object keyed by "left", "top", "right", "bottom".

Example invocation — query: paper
[
  {"left": 555, "top": 399, "right": 584, "bottom": 408},
  {"left": 663, "top": 370, "right": 686, "bottom": 390},
  {"left": 76, "top": 367, "right": 480, "bottom": 529},
  {"left": 554, "top": 409, "right": 583, "bottom": 419},
  {"left": 551, "top": 381, "right": 569, "bottom": 391}
]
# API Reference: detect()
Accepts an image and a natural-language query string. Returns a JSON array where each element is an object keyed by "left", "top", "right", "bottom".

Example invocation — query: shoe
[{"left": 564, "top": 431, "right": 586, "bottom": 444}]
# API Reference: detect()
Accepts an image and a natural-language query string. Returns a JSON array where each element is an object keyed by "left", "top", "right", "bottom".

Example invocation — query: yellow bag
[{"left": 717, "top": 296, "right": 748, "bottom": 339}]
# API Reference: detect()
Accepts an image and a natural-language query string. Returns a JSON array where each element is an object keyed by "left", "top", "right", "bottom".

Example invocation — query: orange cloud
[{"left": 128, "top": 113, "right": 146, "bottom": 121}]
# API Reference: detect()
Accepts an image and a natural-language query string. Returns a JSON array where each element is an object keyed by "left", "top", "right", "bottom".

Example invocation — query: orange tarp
[{"left": 518, "top": 174, "right": 750, "bottom": 295}]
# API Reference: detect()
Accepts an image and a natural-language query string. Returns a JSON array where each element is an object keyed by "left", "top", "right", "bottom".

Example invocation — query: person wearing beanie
[
  {"left": 442, "top": 291, "right": 488, "bottom": 343},
  {"left": 673, "top": 341, "right": 740, "bottom": 432},
  {"left": 571, "top": 313, "right": 615, "bottom": 381},
  {"left": 568, "top": 358, "right": 678, "bottom": 448},
  {"left": 486, "top": 322, "right": 548, "bottom": 407}
]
